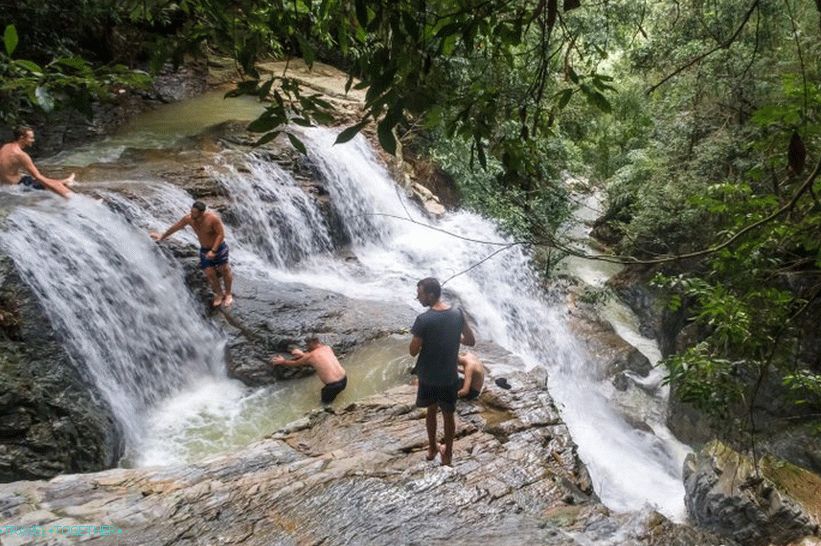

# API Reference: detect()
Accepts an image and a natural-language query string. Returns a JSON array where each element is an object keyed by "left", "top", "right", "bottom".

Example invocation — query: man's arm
[
  {"left": 458, "top": 367, "right": 474, "bottom": 397},
  {"left": 272, "top": 352, "right": 312, "bottom": 366},
  {"left": 460, "top": 314, "right": 476, "bottom": 346},
  {"left": 20, "top": 153, "right": 72, "bottom": 198},
  {"left": 409, "top": 335, "right": 423, "bottom": 357},
  {"left": 151, "top": 215, "right": 191, "bottom": 241}
]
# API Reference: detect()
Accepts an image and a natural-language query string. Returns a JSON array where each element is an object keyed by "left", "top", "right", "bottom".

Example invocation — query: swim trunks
[
  {"left": 19, "top": 175, "right": 44, "bottom": 190},
  {"left": 416, "top": 380, "right": 460, "bottom": 412},
  {"left": 321, "top": 376, "right": 347, "bottom": 404},
  {"left": 199, "top": 242, "right": 229, "bottom": 269}
]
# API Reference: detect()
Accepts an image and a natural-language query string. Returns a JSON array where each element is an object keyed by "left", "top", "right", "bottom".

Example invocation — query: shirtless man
[
  {"left": 272, "top": 336, "right": 348, "bottom": 404},
  {"left": 457, "top": 352, "right": 485, "bottom": 400},
  {"left": 150, "top": 201, "right": 234, "bottom": 307},
  {"left": 0, "top": 126, "right": 74, "bottom": 198}
]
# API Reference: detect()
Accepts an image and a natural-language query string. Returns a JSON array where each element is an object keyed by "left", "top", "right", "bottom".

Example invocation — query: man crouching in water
[
  {"left": 0, "top": 126, "right": 74, "bottom": 198},
  {"left": 272, "top": 336, "right": 348, "bottom": 404},
  {"left": 150, "top": 201, "right": 234, "bottom": 307}
]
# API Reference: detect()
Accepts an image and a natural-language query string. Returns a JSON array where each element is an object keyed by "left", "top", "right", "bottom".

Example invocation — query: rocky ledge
[
  {"left": 684, "top": 440, "right": 821, "bottom": 546},
  {"left": 0, "top": 345, "right": 727, "bottom": 545}
]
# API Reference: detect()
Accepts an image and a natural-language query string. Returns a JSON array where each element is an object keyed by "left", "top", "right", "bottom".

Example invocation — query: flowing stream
[{"left": 0, "top": 91, "right": 689, "bottom": 520}]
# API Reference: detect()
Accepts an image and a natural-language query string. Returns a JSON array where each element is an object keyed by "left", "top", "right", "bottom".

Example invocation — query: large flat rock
[{"left": 0, "top": 350, "right": 728, "bottom": 545}]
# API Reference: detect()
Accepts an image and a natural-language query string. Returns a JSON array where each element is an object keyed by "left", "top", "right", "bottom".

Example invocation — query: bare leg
[
  {"left": 203, "top": 267, "right": 224, "bottom": 306},
  {"left": 425, "top": 404, "right": 438, "bottom": 460},
  {"left": 220, "top": 263, "right": 234, "bottom": 306},
  {"left": 441, "top": 410, "right": 455, "bottom": 466}
]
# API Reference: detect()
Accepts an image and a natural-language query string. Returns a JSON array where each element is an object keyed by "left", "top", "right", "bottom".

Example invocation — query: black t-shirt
[{"left": 411, "top": 307, "right": 464, "bottom": 386}]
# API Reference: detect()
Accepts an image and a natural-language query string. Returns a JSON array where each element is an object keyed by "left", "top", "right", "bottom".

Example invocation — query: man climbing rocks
[
  {"left": 150, "top": 201, "right": 234, "bottom": 307},
  {"left": 409, "top": 277, "right": 475, "bottom": 466},
  {"left": 272, "top": 336, "right": 348, "bottom": 404},
  {"left": 0, "top": 126, "right": 74, "bottom": 198}
]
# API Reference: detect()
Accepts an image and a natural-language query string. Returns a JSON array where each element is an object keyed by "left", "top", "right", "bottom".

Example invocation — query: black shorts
[
  {"left": 19, "top": 175, "right": 44, "bottom": 190},
  {"left": 321, "top": 376, "right": 347, "bottom": 404},
  {"left": 199, "top": 242, "right": 229, "bottom": 269},
  {"left": 416, "top": 381, "right": 459, "bottom": 413}
]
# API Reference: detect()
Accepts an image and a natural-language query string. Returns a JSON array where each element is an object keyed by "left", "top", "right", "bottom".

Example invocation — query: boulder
[
  {"left": 0, "top": 256, "right": 123, "bottom": 482},
  {"left": 210, "top": 274, "right": 418, "bottom": 386},
  {"left": 684, "top": 440, "right": 821, "bottom": 545}
]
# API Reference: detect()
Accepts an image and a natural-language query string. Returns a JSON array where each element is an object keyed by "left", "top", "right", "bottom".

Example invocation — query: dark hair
[
  {"left": 305, "top": 335, "right": 320, "bottom": 346},
  {"left": 417, "top": 277, "right": 441, "bottom": 300},
  {"left": 13, "top": 126, "right": 32, "bottom": 140},
  {"left": 192, "top": 201, "right": 207, "bottom": 212}
]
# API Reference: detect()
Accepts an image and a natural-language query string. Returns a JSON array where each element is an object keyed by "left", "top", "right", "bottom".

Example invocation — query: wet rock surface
[
  {"left": 567, "top": 301, "right": 652, "bottom": 379},
  {"left": 0, "top": 355, "right": 728, "bottom": 545},
  {"left": 215, "top": 275, "right": 418, "bottom": 386},
  {"left": 684, "top": 440, "right": 821, "bottom": 545},
  {"left": 0, "top": 256, "right": 123, "bottom": 483}
]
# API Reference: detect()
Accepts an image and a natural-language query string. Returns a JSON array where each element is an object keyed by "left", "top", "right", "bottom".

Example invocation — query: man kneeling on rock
[{"left": 272, "top": 336, "right": 348, "bottom": 404}]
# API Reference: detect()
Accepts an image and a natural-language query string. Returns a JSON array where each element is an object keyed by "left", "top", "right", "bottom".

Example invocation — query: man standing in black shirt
[{"left": 409, "top": 277, "right": 475, "bottom": 466}]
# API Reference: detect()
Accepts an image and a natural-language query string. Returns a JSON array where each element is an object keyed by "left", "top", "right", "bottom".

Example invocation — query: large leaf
[
  {"left": 377, "top": 118, "right": 396, "bottom": 155},
  {"left": 4, "top": 24, "right": 18, "bottom": 56},
  {"left": 287, "top": 132, "right": 308, "bottom": 155},
  {"left": 247, "top": 117, "right": 279, "bottom": 133},
  {"left": 557, "top": 89, "right": 573, "bottom": 109},
  {"left": 255, "top": 131, "right": 281, "bottom": 146},
  {"left": 14, "top": 59, "right": 43, "bottom": 74},
  {"left": 334, "top": 120, "right": 369, "bottom": 144},
  {"left": 296, "top": 33, "right": 315, "bottom": 67},
  {"left": 788, "top": 131, "right": 806, "bottom": 175}
]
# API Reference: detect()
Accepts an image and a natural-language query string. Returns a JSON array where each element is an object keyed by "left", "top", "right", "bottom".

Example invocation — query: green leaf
[
  {"left": 54, "top": 56, "right": 90, "bottom": 72},
  {"left": 557, "top": 89, "right": 573, "bottom": 109},
  {"left": 255, "top": 131, "right": 280, "bottom": 146},
  {"left": 334, "top": 120, "right": 369, "bottom": 144},
  {"left": 296, "top": 33, "right": 315, "bottom": 67},
  {"left": 584, "top": 89, "right": 612, "bottom": 114},
  {"left": 14, "top": 59, "right": 43, "bottom": 74},
  {"left": 247, "top": 117, "right": 278, "bottom": 133},
  {"left": 291, "top": 117, "right": 313, "bottom": 127},
  {"left": 377, "top": 118, "right": 396, "bottom": 155},
  {"left": 258, "top": 78, "right": 275, "bottom": 99},
  {"left": 4, "top": 24, "right": 18, "bottom": 56},
  {"left": 287, "top": 132, "right": 308, "bottom": 155}
]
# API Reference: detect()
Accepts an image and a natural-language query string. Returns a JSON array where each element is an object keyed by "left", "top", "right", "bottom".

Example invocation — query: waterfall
[
  {"left": 212, "top": 157, "right": 333, "bottom": 267},
  {"left": 0, "top": 195, "right": 225, "bottom": 445},
  {"left": 1, "top": 118, "right": 688, "bottom": 519}
]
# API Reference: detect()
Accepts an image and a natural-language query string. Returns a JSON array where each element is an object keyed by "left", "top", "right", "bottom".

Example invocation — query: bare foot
[
  {"left": 212, "top": 294, "right": 224, "bottom": 307},
  {"left": 223, "top": 293, "right": 234, "bottom": 307},
  {"left": 426, "top": 444, "right": 438, "bottom": 461},
  {"left": 439, "top": 443, "right": 452, "bottom": 467}
]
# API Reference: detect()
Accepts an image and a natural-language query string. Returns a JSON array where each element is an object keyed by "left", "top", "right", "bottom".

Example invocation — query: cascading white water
[
  {"left": 212, "top": 157, "right": 333, "bottom": 267},
  {"left": 0, "top": 194, "right": 225, "bottom": 445},
  {"left": 262, "top": 128, "right": 689, "bottom": 519}
]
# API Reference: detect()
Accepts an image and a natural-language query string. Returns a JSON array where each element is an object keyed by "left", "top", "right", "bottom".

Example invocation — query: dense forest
[{"left": 3, "top": 0, "right": 819, "bottom": 456}]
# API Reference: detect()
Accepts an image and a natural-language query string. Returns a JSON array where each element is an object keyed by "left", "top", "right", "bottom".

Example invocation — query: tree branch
[{"left": 646, "top": 0, "right": 760, "bottom": 95}]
